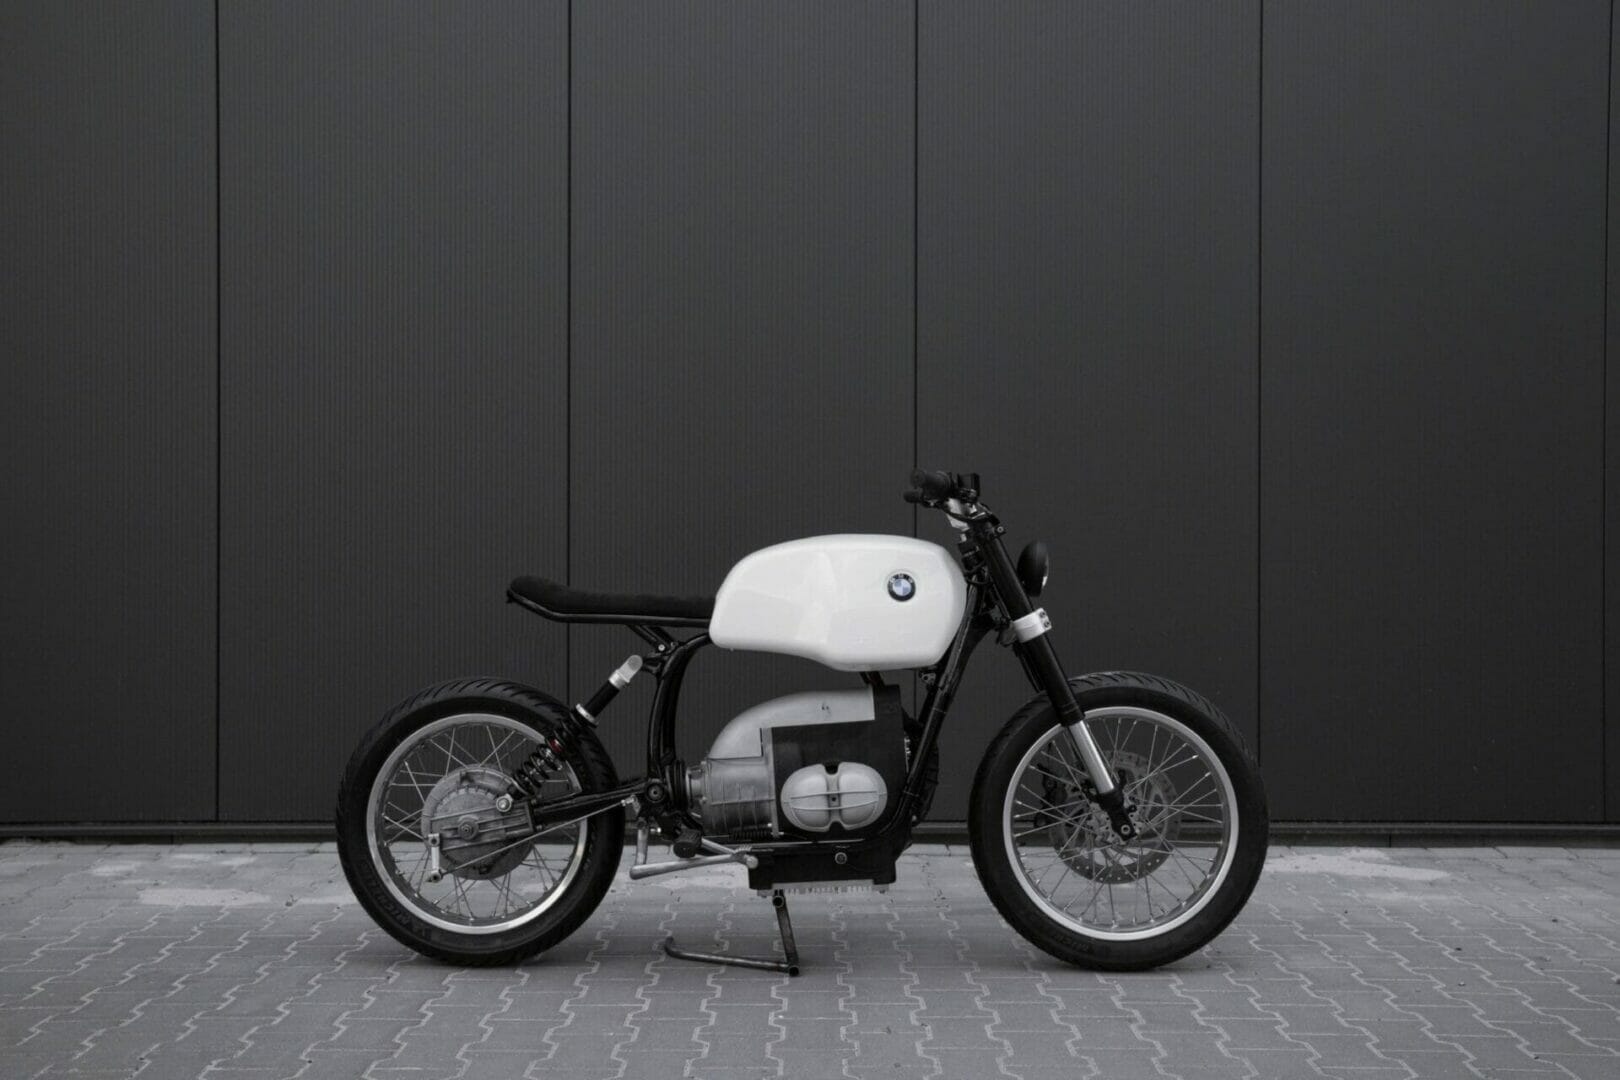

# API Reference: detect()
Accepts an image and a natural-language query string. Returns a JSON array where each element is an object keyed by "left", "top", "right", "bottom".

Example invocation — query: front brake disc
[{"left": 1046, "top": 751, "right": 1178, "bottom": 883}]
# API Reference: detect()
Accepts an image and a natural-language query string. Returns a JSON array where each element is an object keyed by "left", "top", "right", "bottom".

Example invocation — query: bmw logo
[{"left": 887, "top": 572, "right": 916, "bottom": 602}]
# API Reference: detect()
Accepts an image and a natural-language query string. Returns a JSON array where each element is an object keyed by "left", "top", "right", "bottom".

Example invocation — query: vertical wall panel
[
  {"left": 919, "top": 2, "right": 1261, "bottom": 819},
  {"left": 219, "top": 2, "right": 568, "bottom": 819},
  {"left": 0, "top": 3, "right": 217, "bottom": 822},
  {"left": 1262, "top": 1, "right": 1607, "bottom": 821},
  {"left": 1609, "top": 1, "right": 1620, "bottom": 825},
  {"left": 571, "top": 1, "right": 915, "bottom": 776}
]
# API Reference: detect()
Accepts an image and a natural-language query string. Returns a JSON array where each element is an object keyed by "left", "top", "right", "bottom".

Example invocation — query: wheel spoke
[
  {"left": 1137, "top": 839, "right": 1157, "bottom": 917},
  {"left": 491, "top": 868, "right": 516, "bottom": 916},
  {"left": 481, "top": 729, "right": 519, "bottom": 768},
  {"left": 1165, "top": 844, "right": 1216, "bottom": 889},
  {"left": 527, "top": 847, "right": 554, "bottom": 888},
  {"left": 394, "top": 762, "right": 433, "bottom": 802},
  {"left": 381, "top": 810, "right": 424, "bottom": 844},
  {"left": 1166, "top": 844, "right": 1202, "bottom": 891},
  {"left": 1024, "top": 763, "right": 1079, "bottom": 789},
  {"left": 405, "top": 846, "right": 429, "bottom": 889},
  {"left": 1128, "top": 749, "right": 1201, "bottom": 790},
  {"left": 1044, "top": 746, "right": 1091, "bottom": 792}
]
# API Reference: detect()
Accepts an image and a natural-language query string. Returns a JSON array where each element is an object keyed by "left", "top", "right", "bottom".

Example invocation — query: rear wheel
[
  {"left": 336, "top": 678, "right": 623, "bottom": 965},
  {"left": 968, "top": 672, "right": 1267, "bottom": 970}
]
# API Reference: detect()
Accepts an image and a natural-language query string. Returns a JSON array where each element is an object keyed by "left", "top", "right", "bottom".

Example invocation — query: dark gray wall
[
  {"left": 216, "top": 1, "right": 569, "bottom": 820},
  {"left": 1, "top": 2, "right": 218, "bottom": 822},
  {"left": 919, "top": 0, "right": 1261, "bottom": 817},
  {"left": 1611, "top": 3, "right": 1620, "bottom": 822},
  {"left": 1261, "top": 1, "right": 1609, "bottom": 821},
  {"left": 3, "top": 1, "right": 1618, "bottom": 826},
  {"left": 570, "top": 0, "right": 916, "bottom": 778}
]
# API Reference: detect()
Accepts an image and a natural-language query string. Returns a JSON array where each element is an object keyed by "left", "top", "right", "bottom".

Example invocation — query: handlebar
[{"left": 905, "top": 468, "right": 980, "bottom": 505}]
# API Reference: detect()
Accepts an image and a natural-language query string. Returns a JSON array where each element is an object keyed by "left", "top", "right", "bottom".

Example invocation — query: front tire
[
  {"left": 968, "top": 671, "right": 1267, "bottom": 970},
  {"left": 336, "top": 678, "right": 624, "bottom": 966}
]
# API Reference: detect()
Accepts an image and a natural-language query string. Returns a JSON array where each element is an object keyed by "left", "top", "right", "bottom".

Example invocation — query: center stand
[
  {"left": 662, "top": 889, "right": 800, "bottom": 976},
  {"left": 627, "top": 825, "right": 803, "bottom": 976}
]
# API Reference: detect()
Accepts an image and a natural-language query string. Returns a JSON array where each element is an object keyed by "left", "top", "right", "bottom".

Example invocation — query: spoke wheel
[
  {"left": 366, "top": 713, "right": 586, "bottom": 935},
  {"left": 1004, "top": 707, "right": 1236, "bottom": 941},
  {"left": 969, "top": 672, "right": 1267, "bottom": 970},
  {"left": 337, "top": 679, "right": 623, "bottom": 966}
]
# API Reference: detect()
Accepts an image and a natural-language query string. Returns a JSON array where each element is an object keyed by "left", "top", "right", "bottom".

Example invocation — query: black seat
[{"left": 507, "top": 575, "right": 714, "bottom": 627}]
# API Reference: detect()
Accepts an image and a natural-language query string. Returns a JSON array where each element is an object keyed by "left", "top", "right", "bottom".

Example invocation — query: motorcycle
[{"left": 336, "top": 470, "right": 1268, "bottom": 974}]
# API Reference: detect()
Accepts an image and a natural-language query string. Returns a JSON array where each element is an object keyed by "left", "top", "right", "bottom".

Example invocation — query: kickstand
[{"left": 662, "top": 889, "right": 801, "bottom": 976}]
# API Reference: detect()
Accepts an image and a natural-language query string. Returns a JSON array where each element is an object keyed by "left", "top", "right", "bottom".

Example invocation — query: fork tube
[
  {"left": 975, "top": 525, "right": 1119, "bottom": 800},
  {"left": 1018, "top": 635, "right": 1116, "bottom": 798}
]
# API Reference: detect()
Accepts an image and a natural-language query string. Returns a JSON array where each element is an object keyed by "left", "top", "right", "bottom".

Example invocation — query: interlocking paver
[{"left": 1, "top": 841, "right": 1618, "bottom": 1078}]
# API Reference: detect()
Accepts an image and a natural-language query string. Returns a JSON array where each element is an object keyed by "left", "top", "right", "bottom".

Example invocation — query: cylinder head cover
[{"left": 780, "top": 763, "right": 886, "bottom": 832}]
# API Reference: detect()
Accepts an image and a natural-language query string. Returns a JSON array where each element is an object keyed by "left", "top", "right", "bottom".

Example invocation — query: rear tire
[
  {"left": 336, "top": 678, "right": 623, "bottom": 966},
  {"left": 968, "top": 671, "right": 1267, "bottom": 970}
]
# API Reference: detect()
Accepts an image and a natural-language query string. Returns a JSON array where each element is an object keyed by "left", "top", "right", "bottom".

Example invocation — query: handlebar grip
[{"left": 908, "top": 468, "right": 956, "bottom": 501}]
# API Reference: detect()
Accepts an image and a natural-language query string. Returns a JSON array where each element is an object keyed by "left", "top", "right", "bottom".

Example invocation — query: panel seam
[
  {"left": 911, "top": 0, "right": 920, "bottom": 716},
  {"left": 1255, "top": 1, "right": 1264, "bottom": 768},
  {"left": 213, "top": 0, "right": 222, "bottom": 822},
  {"left": 912, "top": 0, "right": 919, "bottom": 541},
  {"left": 1605, "top": 0, "right": 1614, "bottom": 822},
  {"left": 565, "top": 0, "right": 573, "bottom": 705}
]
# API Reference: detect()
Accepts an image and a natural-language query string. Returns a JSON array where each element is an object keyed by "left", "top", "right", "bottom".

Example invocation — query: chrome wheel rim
[
  {"left": 1001, "top": 706, "right": 1238, "bottom": 942},
  {"left": 365, "top": 713, "right": 586, "bottom": 935}
]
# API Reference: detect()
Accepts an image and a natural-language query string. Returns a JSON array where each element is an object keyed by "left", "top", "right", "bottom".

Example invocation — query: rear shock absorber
[{"left": 509, "top": 732, "right": 569, "bottom": 800}]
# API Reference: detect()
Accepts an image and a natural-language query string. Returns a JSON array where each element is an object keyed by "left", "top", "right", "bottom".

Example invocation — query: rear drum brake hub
[{"left": 421, "top": 766, "right": 533, "bottom": 879}]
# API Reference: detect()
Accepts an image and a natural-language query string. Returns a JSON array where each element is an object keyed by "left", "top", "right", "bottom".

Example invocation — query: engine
[{"left": 684, "top": 686, "right": 907, "bottom": 841}]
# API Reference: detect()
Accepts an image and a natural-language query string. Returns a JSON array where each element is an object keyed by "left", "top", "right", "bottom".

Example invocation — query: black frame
[{"left": 512, "top": 475, "right": 1096, "bottom": 857}]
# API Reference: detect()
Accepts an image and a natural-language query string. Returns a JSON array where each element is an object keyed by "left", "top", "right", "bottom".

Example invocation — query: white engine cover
[
  {"left": 780, "top": 762, "right": 886, "bottom": 832},
  {"left": 710, "top": 534, "right": 967, "bottom": 671}
]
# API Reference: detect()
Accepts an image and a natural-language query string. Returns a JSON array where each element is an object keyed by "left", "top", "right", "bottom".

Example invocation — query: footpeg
[
  {"left": 628, "top": 852, "right": 738, "bottom": 880},
  {"left": 626, "top": 839, "right": 759, "bottom": 881},
  {"left": 662, "top": 889, "right": 801, "bottom": 976}
]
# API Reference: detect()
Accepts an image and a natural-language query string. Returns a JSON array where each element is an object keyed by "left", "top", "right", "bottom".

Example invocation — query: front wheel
[{"left": 968, "top": 671, "right": 1267, "bottom": 970}]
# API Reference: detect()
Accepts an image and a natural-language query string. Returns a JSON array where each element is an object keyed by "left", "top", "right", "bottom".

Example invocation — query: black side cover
[{"left": 769, "top": 684, "right": 907, "bottom": 840}]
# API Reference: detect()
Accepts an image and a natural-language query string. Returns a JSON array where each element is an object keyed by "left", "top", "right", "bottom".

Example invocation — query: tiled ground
[{"left": 0, "top": 842, "right": 1617, "bottom": 1079}]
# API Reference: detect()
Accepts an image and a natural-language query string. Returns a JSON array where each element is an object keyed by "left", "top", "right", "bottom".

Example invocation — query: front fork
[
  {"left": 1016, "top": 633, "right": 1137, "bottom": 840},
  {"left": 973, "top": 522, "right": 1138, "bottom": 840}
]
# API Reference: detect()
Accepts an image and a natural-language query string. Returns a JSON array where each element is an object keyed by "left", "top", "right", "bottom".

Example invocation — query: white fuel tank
[{"left": 709, "top": 535, "right": 967, "bottom": 671}]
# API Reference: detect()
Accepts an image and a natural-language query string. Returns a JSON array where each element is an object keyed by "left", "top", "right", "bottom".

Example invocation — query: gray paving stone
[
  {"left": 616, "top": 1048, "right": 701, "bottom": 1077},
  {"left": 1533, "top": 1052, "right": 1620, "bottom": 1080},
  {"left": 1, "top": 842, "right": 1618, "bottom": 1079},
  {"left": 544, "top": 1032, "right": 624, "bottom": 1068}
]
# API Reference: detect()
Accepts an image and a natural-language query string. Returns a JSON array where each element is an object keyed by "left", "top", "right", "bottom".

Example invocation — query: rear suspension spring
[{"left": 509, "top": 734, "right": 569, "bottom": 800}]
